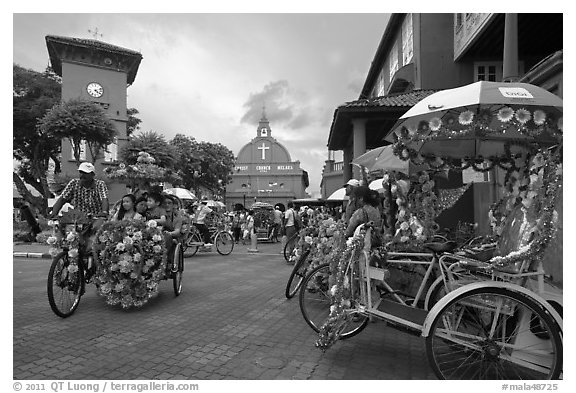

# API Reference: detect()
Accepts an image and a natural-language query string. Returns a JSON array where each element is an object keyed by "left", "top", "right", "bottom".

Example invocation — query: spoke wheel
[
  {"left": 426, "top": 287, "right": 562, "bottom": 380},
  {"left": 172, "top": 243, "right": 184, "bottom": 296},
  {"left": 283, "top": 233, "right": 299, "bottom": 262},
  {"left": 285, "top": 248, "right": 310, "bottom": 299},
  {"left": 184, "top": 231, "right": 203, "bottom": 256},
  {"left": 47, "top": 251, "right": 83, "bottom": 318},
  {"left": 299, "top": 263, "right": 368, "bottom": 339},
  {"left": 215, "top": 231, "right": 234, "bottom": 255}
]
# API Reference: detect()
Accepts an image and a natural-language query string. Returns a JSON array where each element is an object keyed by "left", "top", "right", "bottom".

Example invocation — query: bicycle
[
  {"left": 301, "top": 223, "right": 562, "bottom": 379},
  {"left": 181, "top": 221, "right": 234, "bottom": 256},
  {"left": 283, "top": 231, "right": 300, "bottom": 262},
  {"left": 47, "top": 209, "right": 184, "bottom": 318},
  {"left": 285, "top": 243, "right": 312, "bottom": 299}
]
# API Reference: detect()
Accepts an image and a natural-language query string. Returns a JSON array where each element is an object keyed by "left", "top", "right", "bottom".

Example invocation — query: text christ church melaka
[{"left": 225, "top": 110, "right": 310, "bottom": 210}]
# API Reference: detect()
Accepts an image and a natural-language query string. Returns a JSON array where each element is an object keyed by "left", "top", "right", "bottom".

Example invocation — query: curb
[{"left": 13, "top": 252, "right": 51, "bottom": 259}]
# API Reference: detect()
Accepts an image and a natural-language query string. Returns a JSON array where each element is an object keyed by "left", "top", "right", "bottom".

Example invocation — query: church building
[{"left": 226, "top": 110, "right": 309, "bottom": 210}]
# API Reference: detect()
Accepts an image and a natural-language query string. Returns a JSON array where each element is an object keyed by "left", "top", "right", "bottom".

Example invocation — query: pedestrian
[
  {"left": 245, "top": 210, "right": 255, "bottom": 239},
  {"left": 345, "top": 186, "right": 383, "bottom": 247},
  {"left": 232, "top": 210, "right": 243, "bottom": 244},
  {"left": 284, "top": 201, "right": 299, "bottom": 258},
  {"left": 269, "top": 205, "right": 283, "bottom": 242},
  {"left": 342, "top": 179, "right": 361, "bottom": 224}
]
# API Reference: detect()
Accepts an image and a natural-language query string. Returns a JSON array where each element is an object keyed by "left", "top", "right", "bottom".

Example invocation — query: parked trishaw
[
  {"left": 299, "top": 81, "right": 563, "bottom": 379},
  {"left": 250, "top": 201, "right": 275, "bottom": 242}
]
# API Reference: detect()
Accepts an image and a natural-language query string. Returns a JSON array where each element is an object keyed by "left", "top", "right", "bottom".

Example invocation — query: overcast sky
[{"left": 12, "top": 12, "right": 389, "bottom": 197}]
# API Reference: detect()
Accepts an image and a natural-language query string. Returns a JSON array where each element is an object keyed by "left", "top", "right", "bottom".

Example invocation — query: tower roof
[{"left": 45, "top": 35, "right": 143, "bottom": 85}]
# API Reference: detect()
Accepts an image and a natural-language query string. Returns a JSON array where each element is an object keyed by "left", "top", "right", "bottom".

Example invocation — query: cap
[
  {"left": 343, "top": 179, "right": 360, "bottom": 187},
  {"left": 78, "top": 162, "right": 95, "bottom": 173}
]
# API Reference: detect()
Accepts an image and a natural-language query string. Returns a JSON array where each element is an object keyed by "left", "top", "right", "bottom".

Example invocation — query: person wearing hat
[
  {"left": 194, "top": 196, "right": 213, "bottom": 246},
  {"left": 49, "top": 162, "right": 109, "bottom": 219},
  {"left": 343, "top": 178, "right": 360, "bottom": 224}
]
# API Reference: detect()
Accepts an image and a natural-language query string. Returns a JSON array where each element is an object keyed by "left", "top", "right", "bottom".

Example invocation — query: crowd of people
[{"left": 46, "top": 161, "right": 382, "bottom": 265}]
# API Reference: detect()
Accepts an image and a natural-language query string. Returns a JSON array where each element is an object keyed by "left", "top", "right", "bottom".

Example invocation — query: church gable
[{"left": 237, "top": 138, "right": 291, "bottom": 164}]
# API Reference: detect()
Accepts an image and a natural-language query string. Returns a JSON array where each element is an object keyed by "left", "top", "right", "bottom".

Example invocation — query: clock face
[{"left": 86, "top": 82, "right": 104, "bottom": 98}]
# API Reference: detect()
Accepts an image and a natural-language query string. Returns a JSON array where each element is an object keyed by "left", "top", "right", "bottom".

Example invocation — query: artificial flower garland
[
  {"left": 93, "top": 219, "right": 168, "bottom": 308},
  {"left": 104, "top": 151, "right": 181, "bottom": 186},
  {"left": 316, "top": 233, "right": 365, "bottom": 351},
  {"left": 489, "top": 147, "right": 562, "bottom": 270}
]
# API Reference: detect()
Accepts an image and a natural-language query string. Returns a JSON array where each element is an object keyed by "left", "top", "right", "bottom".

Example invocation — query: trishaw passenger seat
[{"left": 423, "top": 241, "right": 458, "bottom": 254}]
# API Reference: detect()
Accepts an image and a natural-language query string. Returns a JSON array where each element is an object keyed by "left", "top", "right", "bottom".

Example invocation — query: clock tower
[{"left": 45, "top": 35, "right": 143, "bottom": 202}]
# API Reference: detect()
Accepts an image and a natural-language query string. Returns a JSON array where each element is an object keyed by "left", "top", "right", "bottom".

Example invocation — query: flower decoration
[
  {"left": 93, "top": 220, "right": 167, "bottom": 308},
  {"left": 428, "top": 117, "right": 442, "bottom": 131},
  {"left": 514, "top": 108, "right": 531, "bottom": 124},
  {"left": 477, "top": 108, "right": 493, "bottom": 125},
  {"left": 497, "top": 107, "right": 514, "bottom": 123},
  {"left": 533, "top": 110, "right": 546, "bottom": 125},
  {"left": 458, "top": 110, "right": 474, "bottom": 125}
]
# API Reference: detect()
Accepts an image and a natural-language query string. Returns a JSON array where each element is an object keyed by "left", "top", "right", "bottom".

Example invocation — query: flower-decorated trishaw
[
  {"left": 298, "top": 81, "right": 563, "bottom": 379},
  {"left": 46, "top": 152, "right": 186, "bottom": 317}
]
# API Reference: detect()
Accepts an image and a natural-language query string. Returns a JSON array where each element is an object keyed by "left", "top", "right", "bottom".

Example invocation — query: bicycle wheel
[
  {"left": 215, "top": 231, "right": 234, "bottom": 255},
  {"left": 184, "top": 231, "right": 203, "bottom": 256},
  {"left": 299, "top": 263, "right": 368, "bottom": 339},
  {"left": 285, "top": 248, "right": 311, "bottom": 299},
  {"left": 172, "top": 243, "right": 184, "bottom": 296},
  {"left": 283, "top": 233, "right": 299, "bottom": 262},
  {"left": 47, "top": 251, "right": 84, "bottom": 318},
  {"left": 426, "top": 287, "right": 562, "bottom": 380}
]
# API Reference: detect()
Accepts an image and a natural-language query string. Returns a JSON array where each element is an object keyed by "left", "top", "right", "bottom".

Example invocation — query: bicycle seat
[{"left": 423, "top": 241, "right": 458, "bottom": 254}]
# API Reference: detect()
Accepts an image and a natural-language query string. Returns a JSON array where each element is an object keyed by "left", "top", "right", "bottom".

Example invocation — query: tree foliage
[
  {"left": 120, "top": 130, "right": 177, "bottom": 169},
  {"left": 38, "top": 98, "right": 118, "bottom": 165},
  {"left": 13, "top": 64, "right": 62, "bottom": 212},
  {"left": 126, "top": 107, "right": 142, "bottom": 138},
  {"left": 169, "top": 134, "right": 234, "bottom": 196}
]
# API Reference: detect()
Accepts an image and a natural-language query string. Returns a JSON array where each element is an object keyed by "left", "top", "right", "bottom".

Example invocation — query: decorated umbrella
[
  {"left": 386, "top": 81, "right": 562, "bottom": 160},
  {"left": 353, "top": 145, "right": 423, "bottom": 174},
  {"left": 163, "top": 187, "right": 197, "bottom": 200},
  {"left": 326, "top": 187, "right": 349, "bottom": 201}
]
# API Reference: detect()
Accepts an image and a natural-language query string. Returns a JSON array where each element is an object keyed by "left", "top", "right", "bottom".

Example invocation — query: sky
[{"left": 12, "top": 12, "right": 390, "bottom": 197}]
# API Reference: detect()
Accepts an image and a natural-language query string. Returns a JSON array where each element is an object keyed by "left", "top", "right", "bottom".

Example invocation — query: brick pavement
[{"left": 13, "top": 241, "right": 436, "bottom": 380}]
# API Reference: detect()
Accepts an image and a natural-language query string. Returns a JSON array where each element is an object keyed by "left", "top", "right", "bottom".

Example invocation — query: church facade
[{"left": 225, "top": 111, "right": 309, "bottom": 210}]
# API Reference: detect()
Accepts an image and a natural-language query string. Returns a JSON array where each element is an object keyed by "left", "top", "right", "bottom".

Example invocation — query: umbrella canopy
[
  {"left": 353, "top": 145, "right": 426, "bottom": 174},
  {"left": 386, "top": 81, "right": 562, "bottom": 159},
  {"left": 326, "top": 187, "right": 349, "bottom": 201},
  {"left": 163, "top": 188, "right": 196, "bottom": 200},
  {"left": 204, "top": 199, "right": 224, "bottom": 208}
]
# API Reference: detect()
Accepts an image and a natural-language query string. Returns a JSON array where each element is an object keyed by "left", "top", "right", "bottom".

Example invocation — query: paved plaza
[{"left": 13, "top": 242, "right": 435, "bottom": 380}]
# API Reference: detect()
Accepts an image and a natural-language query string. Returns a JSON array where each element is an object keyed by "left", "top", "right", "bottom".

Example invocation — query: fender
[
  {"left": 421, "top": 280, "right": 563, "bottom": 337},
  {"left": 424, "top": 275, "right": 444, "bottom": 311}
]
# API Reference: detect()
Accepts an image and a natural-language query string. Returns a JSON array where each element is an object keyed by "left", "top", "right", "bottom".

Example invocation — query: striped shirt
[{"left": 60, "top": 178, "right": 108, "bottom": 215}]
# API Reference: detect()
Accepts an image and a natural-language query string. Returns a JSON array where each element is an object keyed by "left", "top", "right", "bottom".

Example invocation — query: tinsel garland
[
  {"left": 490, "top": 147, "right": 562, "bottom": 269},
  {"left": 437, "top": 184, "right": 471, "bottom": 214},
  {"left": 316, "top": 234, "right": 365, "bottom": 351}
]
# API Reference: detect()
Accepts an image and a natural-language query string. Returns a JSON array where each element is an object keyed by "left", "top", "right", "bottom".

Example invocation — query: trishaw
[
  {"left": 299, "top": 81, "right": 563, "bottom": 379},
  {"left": 181, "top": 210, "right": 234, "bottom": 256},
  {"left": 46, "top": 205, "right": 185, "bottom": 318}
]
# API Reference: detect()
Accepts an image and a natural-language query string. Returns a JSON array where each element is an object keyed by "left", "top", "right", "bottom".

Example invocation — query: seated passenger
[
  {"left": 345, "top": 186, "right": 383, "bottom": 247},
  {"left": 112, "top": 194, "right": 143, "bottom": 222},
  {"left": 135, "top": 196, "right": 148, "bottom": 218},
  {"left": 145, "top": 192, "right": 167, "bottom": 226},
  {"left": 162, "top": 194, "right": 185, "bottom": 272}
]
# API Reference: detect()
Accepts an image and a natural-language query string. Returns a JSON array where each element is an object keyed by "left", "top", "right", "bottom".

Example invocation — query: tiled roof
[
  {"left": 340, "top": 89, "right": 438, "bottom": 109},
  {"left": 45, "top": 35, "right": 142, "bottom": 57}
]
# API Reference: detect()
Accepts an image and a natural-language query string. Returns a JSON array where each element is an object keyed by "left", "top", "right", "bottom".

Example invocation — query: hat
[
  {"left": 343, "top": 179, "right": 360, "bottom": 187},
  {"left": 78, "top": 162, "right": 95, "bottom": 173}
]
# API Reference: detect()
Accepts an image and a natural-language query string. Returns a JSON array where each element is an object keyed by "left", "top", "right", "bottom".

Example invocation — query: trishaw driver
[
  {"left": 49, "top": 162, "right": 110, "bottom": 219},
  {"left": 49, "top": 162, "right": 110, "bottom": 274}
]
